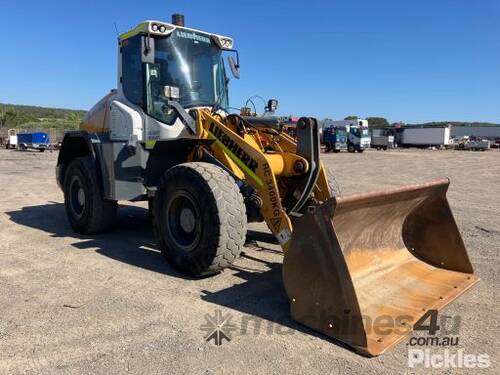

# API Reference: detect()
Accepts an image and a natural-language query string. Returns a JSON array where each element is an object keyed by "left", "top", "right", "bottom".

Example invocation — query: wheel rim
[
  {"left": 165, "top": 191, "right": 202, "bottom": 252},
  {"left": 69, "top": 175, "right": 86, "bottom": 219}
]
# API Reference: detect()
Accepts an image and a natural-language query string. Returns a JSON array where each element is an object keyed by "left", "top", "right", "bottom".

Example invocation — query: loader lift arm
[{"left": 192, "top": 109, "right": 332, "bottom": 248}]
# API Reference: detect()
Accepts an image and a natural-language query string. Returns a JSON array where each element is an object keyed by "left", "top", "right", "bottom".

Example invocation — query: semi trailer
[{"left": 400, "top": 126, "right": 451, "bottom": 147}]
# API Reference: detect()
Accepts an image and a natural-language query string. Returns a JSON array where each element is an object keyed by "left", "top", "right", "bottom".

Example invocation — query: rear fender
[{"left": 56, "top": 131, "right": 105, "bottom": 193}]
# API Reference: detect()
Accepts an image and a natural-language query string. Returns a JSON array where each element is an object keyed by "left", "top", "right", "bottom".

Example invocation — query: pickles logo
[
  {"left": 200, "top": 310, "right": 237, "bottom": 346},
  {"left": 209, "top": 123, "right": 259, "bottom": 173}
]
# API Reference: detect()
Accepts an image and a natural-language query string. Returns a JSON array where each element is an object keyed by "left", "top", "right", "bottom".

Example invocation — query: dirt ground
[{"left": 0, "top": 147, "right": 498, "bottom": 374}]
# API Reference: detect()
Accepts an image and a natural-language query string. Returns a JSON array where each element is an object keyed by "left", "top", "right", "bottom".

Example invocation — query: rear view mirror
[{"left": 228, "top": 56, "right": 240, "bottom": 79}]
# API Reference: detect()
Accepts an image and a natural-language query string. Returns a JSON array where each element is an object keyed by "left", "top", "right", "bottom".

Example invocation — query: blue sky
[{"left": 0, "top": 0, "right": 498, "bottom": 123}]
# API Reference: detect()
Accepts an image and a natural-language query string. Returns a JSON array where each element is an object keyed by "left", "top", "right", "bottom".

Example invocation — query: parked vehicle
[
  {"left": 5, "top": 129, "right": 18, "bottom": 149},
  {"left": 17, "top": 132, "right": 50, "bottom": 152},
  {"left": 323, "top": 126, "right": 348, "bottom": 152},
  {"left": 491, "top": 137, "right": 500, "bottom": 149},
  {"left": 371, "top": 128, "right": 394, "bottom": 150},
  {"left": 454, "top": 136, "right": 490, "bottom": 151},
  {"left": 325, "top": 120, "right": 371, "bottom": 152}
]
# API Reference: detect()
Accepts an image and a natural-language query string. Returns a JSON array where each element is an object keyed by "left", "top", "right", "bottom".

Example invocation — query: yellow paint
[
  {"left": 195, "top": 110, "right": 296, "bottom": 247},
  {"left": 145, "top": 140, "right": 157, "bottom": 149},
  {"left": 120, "top": 22, "right": 148, "bottom": 41},
  {"left": 207, "top": 131, "right": 264, "bottom": 187}
]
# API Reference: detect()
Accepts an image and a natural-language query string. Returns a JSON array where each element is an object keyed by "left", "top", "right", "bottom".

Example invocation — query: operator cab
[{"left": 108, "top": 15, "right": 240, "bottom": 144}]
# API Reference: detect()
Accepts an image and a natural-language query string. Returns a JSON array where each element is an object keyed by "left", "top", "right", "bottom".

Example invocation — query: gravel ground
[{"left": 0, "top": 147, "right": 498, "bottom": 374}]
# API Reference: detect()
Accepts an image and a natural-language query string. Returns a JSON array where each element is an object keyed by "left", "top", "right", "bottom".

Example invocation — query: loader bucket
[{"left": 283, "top": 179, "right": 478, "bottom": 357}]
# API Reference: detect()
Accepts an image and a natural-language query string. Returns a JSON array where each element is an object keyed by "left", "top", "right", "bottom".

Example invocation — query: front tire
[
  {"left": 348, "top": 144, "right": 356, "bottom": 153},
  {"left": 153, "top": 162, "right": 247, "bottom": 276},
  {"left": 63, "top": 157, "right": 117, "bottom": 234}
]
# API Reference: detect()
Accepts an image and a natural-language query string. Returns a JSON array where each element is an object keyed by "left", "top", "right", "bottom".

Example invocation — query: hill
[{"left": 0, "top": 103, "right": 87, "bottom": 130}]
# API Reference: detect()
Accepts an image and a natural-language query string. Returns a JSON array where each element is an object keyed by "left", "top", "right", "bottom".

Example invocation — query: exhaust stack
[{"left": 172, "top": 14, "right": 185, "bottom": 27}]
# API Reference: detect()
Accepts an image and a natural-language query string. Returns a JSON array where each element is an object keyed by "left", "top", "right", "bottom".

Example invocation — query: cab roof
[{"left": 119, "top": 20, "right": 234, "bottom": 50}]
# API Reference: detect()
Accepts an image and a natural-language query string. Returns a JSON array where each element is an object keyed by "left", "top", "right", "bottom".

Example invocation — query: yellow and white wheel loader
[{"left": 56, "top": 14, "right": 478, "bottom": 356}]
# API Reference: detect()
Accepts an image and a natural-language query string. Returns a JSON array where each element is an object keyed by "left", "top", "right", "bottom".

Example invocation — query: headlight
[{"left": 149, "top": 22, "right": 174, "bottom": 36}]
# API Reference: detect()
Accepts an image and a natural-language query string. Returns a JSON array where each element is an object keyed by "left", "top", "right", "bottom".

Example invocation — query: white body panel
[
  {"left": 144, "top": 113, "right": 194, "bottom": 144},
  {"left": 401, "top": 127, "right": 451, "bottom": 146},
  {"left": 9, "top": 135, "right": 17, "bottom": 146},
  {"left": 107, "top": 94, "right": 195, "bottom": 144},
  {"left": 109, "top": 100, "right": 143, "bottom": 141}
]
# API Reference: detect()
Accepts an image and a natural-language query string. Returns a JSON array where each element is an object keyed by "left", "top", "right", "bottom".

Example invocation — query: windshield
[
  {"left": 335, "top": 129, "right": 347, "bottom": 136},
  {"left": 145, "top": 30, "right": 228, "bottom": 123},
  {"left": 351, "top": 127, "right": 369, "bottom": 137}
]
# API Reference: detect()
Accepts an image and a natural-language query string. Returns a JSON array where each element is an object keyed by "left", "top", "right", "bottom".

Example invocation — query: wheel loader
[{"left": 56, "top": 14, "right": 478, "bottom": 356}]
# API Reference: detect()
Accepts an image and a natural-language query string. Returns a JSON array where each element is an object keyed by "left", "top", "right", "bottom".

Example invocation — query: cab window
[{"left": 121, "top": 36, "right": 144, "bottom": 106}]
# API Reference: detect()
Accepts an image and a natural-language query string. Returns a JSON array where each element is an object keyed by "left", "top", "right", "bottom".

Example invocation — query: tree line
[{"left": 334, "top": 116, "right": 498, "bottom": 128}]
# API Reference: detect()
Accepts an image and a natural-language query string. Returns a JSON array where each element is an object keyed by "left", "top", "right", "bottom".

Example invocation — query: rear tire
[
  {"left": 63, "top": 157, "right": 117, "bottom": 234},
  {"left": 153, "top": 162, "right": 246, "bottom": 276},
  {"left": 357, "top": 149, "right": 364, "bottom": 153}
]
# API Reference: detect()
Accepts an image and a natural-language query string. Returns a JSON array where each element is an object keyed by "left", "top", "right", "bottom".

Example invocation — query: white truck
[
  {"left": 400, "top": 126, "right": 451, "bottom": 147},
  {"left": 5, "top": 129, "right": 18, "bottom": 149},
  {"left": 327, "top": 119, "right": 371, "bottom": 152}
]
